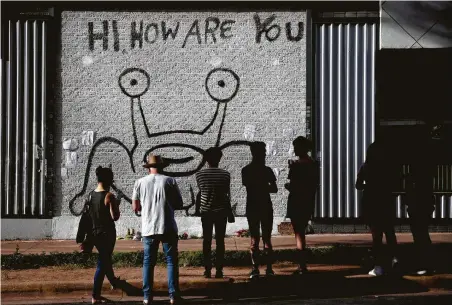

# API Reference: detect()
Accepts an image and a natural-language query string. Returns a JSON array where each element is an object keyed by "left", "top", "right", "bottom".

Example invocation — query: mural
[
  {"left": 60, "top": 11, "right": 307, "bottom": 222},
  {"left": 68, "top": 67, "right": 251, "bottom": 216}
]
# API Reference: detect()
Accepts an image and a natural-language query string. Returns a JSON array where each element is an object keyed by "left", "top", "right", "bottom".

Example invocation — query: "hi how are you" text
[{"left": 88, "top": 14, "right": 304, "bottom": 51}]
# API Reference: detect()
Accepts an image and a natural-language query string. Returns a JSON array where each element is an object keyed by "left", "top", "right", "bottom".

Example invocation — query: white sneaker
[
  {"left": 416, "top": 269, "right": 428, "bottom": 276},
  {"left": 391, "top": 257, "right": 399, "bottom": 268},
  {"left": 368, "top": 266, "right": 384, "bottom": 276}
]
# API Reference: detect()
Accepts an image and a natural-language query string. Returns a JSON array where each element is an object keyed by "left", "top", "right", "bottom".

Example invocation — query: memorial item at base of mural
[{"left": 69, "top": 67, "right": 251, "bottom": 216}]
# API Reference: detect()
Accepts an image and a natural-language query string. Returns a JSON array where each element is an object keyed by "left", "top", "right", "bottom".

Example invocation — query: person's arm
[
  {"left": 132, "top": 180, "right": 142, "bottom": 213},
  {"left": 241, "top": 167, "right": 249, "bottom": 187},
  {"left": 268, "top": 168, "right": 278, "bottom": 193},
  {"left": 284, "top": 162, "right": 292, "bottom": 191},
  {"left": 355, "top": 165, "right": 366, "bottom": 191},
  {"left": 227, "top": 173, "right": 232, "bottom": 211},
  {"left": 105, "top": 192, "right": 120, "bottom": 221}
]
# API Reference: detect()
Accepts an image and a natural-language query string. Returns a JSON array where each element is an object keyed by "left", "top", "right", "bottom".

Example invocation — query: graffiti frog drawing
[{"left": 69, "top": 67, "right": 250, "bottom": 216}]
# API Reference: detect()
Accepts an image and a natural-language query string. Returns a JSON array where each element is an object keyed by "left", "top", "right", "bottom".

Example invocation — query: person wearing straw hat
[{"left": 132, "top": 154, "right": 184, "bottom": 305}]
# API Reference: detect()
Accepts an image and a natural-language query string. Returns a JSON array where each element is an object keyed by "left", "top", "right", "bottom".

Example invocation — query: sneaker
[
  {"left": 203, "top": 270, "right": 211, "bottom": 278},
  {"left": 391, "top": 257, "right": 399, "bottom": 268},
  {"left": 415, "top": 269, "right": 433, "bottom": 276},
  {"left": 266, "top": 269, "right": 275, "bottom": 276},
  {"left": 143, "top": 300, "right": 150, "bottom": 305},
  {"left": 249, "top": 268, "right": 260, "bottom": 279},
  {"left": 170, "top": 296, "right": 184, "bottom": 304},
  {"left": 215, "top": 270, "right": 224, "bottom": 278},
  {"left": 368, "top": 266, "right": 384, "bottom": 276}
]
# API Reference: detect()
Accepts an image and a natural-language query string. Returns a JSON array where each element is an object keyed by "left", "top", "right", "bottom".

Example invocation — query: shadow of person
[{"left": 115, "top": 278, "right": 143, "bottom": 297}]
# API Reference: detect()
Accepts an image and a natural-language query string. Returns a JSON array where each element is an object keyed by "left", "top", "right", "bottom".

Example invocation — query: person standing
[
  {"left": 132, "top": 154, "right": 184, "bottom": 305},
  {"left": 242, "top": 141, "right": 278, "bottom": 279},
  {"left": 89, "top": 166, "right": 121, "bottom": 304},
  {"left": 195, "top": 147, "right": 232, "bottom": 279},
  {"left": 405, "top": 130, "right": 436, "bottom": 275},
  {"left": 356, "top": 141, "right": 399, "bottom": 276},
  {"left": 285, "top": 136, "right": 319, "bottom": 275}
]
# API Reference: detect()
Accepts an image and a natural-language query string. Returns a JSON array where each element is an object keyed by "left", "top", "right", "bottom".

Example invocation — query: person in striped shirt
[{"left": 195, "top": 147, "right": 232, "bottom": 279}]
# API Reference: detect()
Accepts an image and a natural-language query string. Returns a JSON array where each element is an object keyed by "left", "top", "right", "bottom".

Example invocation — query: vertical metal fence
[
  {"left": 1, "top": 19, "right": 48, "bottom": 217},
  {"left": 314, "top": 22, "right": 452, "bottom": 220},
  {"left": 314, "top": 22, "right": 377, "bottom": 219}
]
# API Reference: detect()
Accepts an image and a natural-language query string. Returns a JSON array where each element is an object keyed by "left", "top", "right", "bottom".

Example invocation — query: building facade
[{"left": 1, "top": 1, "right": 451, "bottom": 239}]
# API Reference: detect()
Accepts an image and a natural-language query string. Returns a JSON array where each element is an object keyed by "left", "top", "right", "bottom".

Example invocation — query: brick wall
[{"left": 54, "top": 11, "right": 307, "bottom": 237}]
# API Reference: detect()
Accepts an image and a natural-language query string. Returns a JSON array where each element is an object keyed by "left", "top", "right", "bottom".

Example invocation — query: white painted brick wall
[{"left": 55, "top": 11, "right": 307, "bottom": 237}]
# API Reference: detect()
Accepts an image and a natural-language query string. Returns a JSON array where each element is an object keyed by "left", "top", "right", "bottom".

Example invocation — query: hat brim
[{"left": 143, "top": 162, "right": 165, "bottom": 169}]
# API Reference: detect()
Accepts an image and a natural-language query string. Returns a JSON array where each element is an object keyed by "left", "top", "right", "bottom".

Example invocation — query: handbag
[{"left": 76, "top": 192, "right": 94, "bottom": 253}]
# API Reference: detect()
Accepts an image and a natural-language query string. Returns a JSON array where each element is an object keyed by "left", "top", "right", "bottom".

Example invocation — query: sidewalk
[
  {"left": 2, "top": 263, "right": 452, "bottom": 303},
  {"left": 2, "top": 233, "right": 452, "bottom": 255}
]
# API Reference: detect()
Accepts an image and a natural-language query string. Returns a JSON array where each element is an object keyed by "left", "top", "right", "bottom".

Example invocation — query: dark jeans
[
  {"left": 370, "top": 224, "right": 398, "bottom": 267},
  {"left": 92, "top": 231, "right": 116, "bottom": 298},
  {"left": 201, "top": 213, "right": 227, "bottom": 271},
  {"left": 142, "top": 234, "right": 179, "bottom": 301},
  {"left": 409, "top": 212, "right": 433, "bottom": 270}
]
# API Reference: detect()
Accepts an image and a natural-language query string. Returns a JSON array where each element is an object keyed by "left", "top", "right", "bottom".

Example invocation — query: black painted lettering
[
  {"left": 205, "top": 17, "right": 220, "bottom": 44},
  {"left": 145, "top": 23, "right": 159, "bottom": 44},
  {"left": 162, "top": 21, "right": 180, "bottom": 40},
  {"left": 88, "top": 21, "right": 109, "bottom": 51},
  {"left": 286, "top": 22, "right": 304, "bottom": 41},
  {"left": 253, "top": 14, "right": 281, "bottom": 43},
  {"left": 182, "top": 19, "right": 201, "bottom": 48},
  {"left": 220, "top": 20, "right": 235, "bottom": 40},
  {"left": 112, "top": 20, "right": 120, "bottom": 51},
  {"left": 131, "top": 21, "right": 144, "bottom": 49}
]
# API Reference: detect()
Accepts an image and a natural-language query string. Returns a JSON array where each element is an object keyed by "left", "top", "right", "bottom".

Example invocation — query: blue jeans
[
  {"left": 142, "top": 234, "right": 179, "bottom": 301},
  {"left": 92, "top": 231, "right": 116, "bottom": 298}
]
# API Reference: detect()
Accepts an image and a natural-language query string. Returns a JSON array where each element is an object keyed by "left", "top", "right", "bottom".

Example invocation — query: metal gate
[
  {"left": 314, "top": 22, "right": 377, "bottom": 219},
  {"left": 1, "top": 19, "right": 49, "bottom": 217}
]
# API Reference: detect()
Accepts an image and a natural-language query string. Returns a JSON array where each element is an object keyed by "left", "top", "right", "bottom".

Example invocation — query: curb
[
  {"left": 2, "top": 273, "right": 451, "bottom": 297},
  {"left": 0, "top": 278, "right": 232, "bottom": 296}
]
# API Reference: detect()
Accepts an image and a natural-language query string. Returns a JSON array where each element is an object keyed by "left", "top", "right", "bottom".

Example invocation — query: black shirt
[
  {"left": 89, "top": 191, "right": 115, "bottom": 235},
  {"left": 242, "top": 163, "right": 276, "bottom": 214}
]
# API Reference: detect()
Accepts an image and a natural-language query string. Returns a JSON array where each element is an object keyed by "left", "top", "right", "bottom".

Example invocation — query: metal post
[{"left": 6, "top": 21, "right": 14, "bottom": 216}]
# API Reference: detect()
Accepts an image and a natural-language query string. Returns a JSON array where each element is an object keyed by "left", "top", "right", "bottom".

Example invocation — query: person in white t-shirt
[{"left": 132, "top": 154, "right": 183, "bottom": 305}]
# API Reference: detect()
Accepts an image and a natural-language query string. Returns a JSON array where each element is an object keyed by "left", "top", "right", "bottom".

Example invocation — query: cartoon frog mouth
[{"left": 143, "top": 143, "right": 206, "bottom": 177}]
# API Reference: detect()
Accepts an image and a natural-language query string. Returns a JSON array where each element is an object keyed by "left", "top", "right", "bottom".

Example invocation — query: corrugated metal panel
[
  {"left": 394, "top": 164, "right": 452, "bottom": 219},
  {"left": 315, "top": 23, "right": 377, "bottom": 218},
  {"left": 1, "top": 19, "right": 48, "bottom": 217}
]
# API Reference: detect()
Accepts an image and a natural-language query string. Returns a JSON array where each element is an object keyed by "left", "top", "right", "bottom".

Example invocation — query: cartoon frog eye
[
  {"left": 205, "top": 68, "right": 240, "bottom": 103},
  {"left": 118, "top": 68, "right": 151, "bottom": 98}
]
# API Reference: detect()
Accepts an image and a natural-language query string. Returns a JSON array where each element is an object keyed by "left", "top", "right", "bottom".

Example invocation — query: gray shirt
[{"left": 132, "top": 174, "right": 183, "bottom": 236}]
